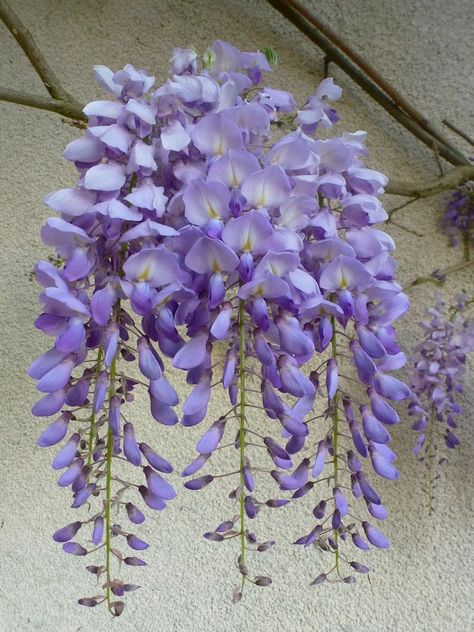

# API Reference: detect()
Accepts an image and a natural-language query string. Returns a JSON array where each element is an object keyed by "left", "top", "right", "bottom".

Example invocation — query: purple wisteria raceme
[
  {"left": 30, "top": 39, "right": 411, "bottom": 614},
  {"left": 31, "top": 63, "right": 181, "bottom": 616},
  {"left": 440, "top": 182, "right": 474, "bottom": 249},
  {"left": 406, "top": 293, "right": 474, "bottom": 510}
]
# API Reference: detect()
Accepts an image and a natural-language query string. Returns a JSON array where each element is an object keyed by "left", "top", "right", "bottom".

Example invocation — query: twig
[
  {"left": 0, "top": 0, "right": 86, "bottom": 121},
  {"left": 442, "top": 119, "right": 474, "bottom": 148},
  {"left": 386, "top": 165, "right": 474, "bottom": 198},
  {"left": 265, "top": 0, "right": 470, "bottom": 167},
  {"left": 387, "top": 218, "right": 424, "bottom": 237},
  {"left": 404, "top": 258, "right": 474, "bottom": 292},
  {"left": 0, "top": 87, "right": 85, "bottom": 120},
  {"left": 387, "top": 197, "right": 420, "bottom": 217}
]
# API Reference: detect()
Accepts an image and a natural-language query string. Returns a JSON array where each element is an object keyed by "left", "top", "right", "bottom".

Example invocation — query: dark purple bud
[
  {"left": 184, "top": 475, "right": 214, "bottom": 490},
  {"left": 266, "top": 498, "right": 289, "bottom": 508},
  {"left": 149, "top": 375, "right": 179, "bottom": 406},
  {"left": 244, "top": 495, "right": 257, "bottom": 519},
  {"left": 326, "top": 358, "right": 338, "bottom": 399},
  {"left": 123, "top": 422, "right": 141, "bottom": 466},
  {"left": 356, "top": 325, "right": 386, "bottom": 358},
  {"left": 181, "top": 454, "right": 209, "bottom": 477},
  {"left": 332, "top": 509, "right": 342, "bottom": 530},
  {"left": 350, "top": 561, "right": 370, "bottom": 573},
  {"left": 150, "top": 399, "right": 179, "bottom": 426},
  {"left": 292, "top": 481, "right": 314, "bottom": 499},
  {"left": 357, "top": 472, "right": 381, "bottom": 505},
  {"left": 367, "top": 501, "right": 388, "bottom": 520},
  {"left": 361, "top": 405, "right": 391, "bottom": 444},
  {"left": 312, "top": 440, "right": 327, "bottom": 478},
  {"left": 313, "top": 500, "right": 327, "bottom": 520},
  {"left": 31, "top": 389, "right": 67, "bottom": 417},
  {"left": 251, "top": 296, "right": 270, "bottom": 330},
  {"left": 124, "top": 556, "right": 147, "bottom": 566},
  {"left": 362, "top": 521, "right": 390, "bottom": 549},
  {"left": 208, "top": 272, "right": 226, "bottom": 308},
  {"left": 138, "top": 337, "right": 162, "bottom": 380},
  {"left": 373, "top": 372, "right": 410, "bottom": 401},
  {"left": 62, "top": 542, "right": 87, "bottom": 556},
  {"left": 370, "top": 391, "right": 399, "bottom": 425},
  {"left": 109, "top": 394, "right": 121, "bottom": 437},
  {"left": 53, "top": 521, "right": 82, "bottom": 543},
  {"left": 127, "top": 534, "right": 149, "bottom": 550},
  {"left": 349, "top": 420, "right": 368, "bottom": 458},
  {"left": 254, "top": 576, "right": 272, "bottom": 587},
  {"left": 446, "top": 430, "right": 460, "bottom": 448},
  {"left": 333, "top": 487, "right": 349, "bottom": 515},
  {"left": 264, "top": 436, "right": 291, "bottom": 461},
  {"left": 126, "top": 502, "right": 145, "bottom": 525},
  {"left": 65, "top": 378, "right": 90, "bottom": 406},
  {"left": 369, "top": 447, "right": 399, "bottom": 480},
  {"left": 352, "top": 533, "right": 370, "bottom": 551},
  {"left": 222, "top": 349, "right": 237, "bottom": 388},
  {"left": 139, "top": 442, "right": 173, "bottom": 473},
  {"left": 57, "top": 458, "right": 84, "bottom": 487},
  {"left": 78, "top": 597, "right": 100, "bottom": 607},
  {"left": 257, "top": 540, "right": 275, "bottom": 552},
  {"left": 254, "top": 329, "right": 275, "bottom": 366},
  {"left": 239, "top": 251, "right": 254, "bottom": 281},
  {"left": 92, "top": 517, "right": 104, "bottom": 545},
  {"left": 351, "top": 340, "right": 376, "bottom": 384},
  {"left": 196, "top": 420, "right": 225, "bottom": 455},
  {"left": 71, "top": 483, "right": 96, "bottom": 508},
  {"left": 104, "top": 322, "right": 119, "bottom": 368},
  {"left": 37, "top": 412, "right": 71, "bottom": 447},
  {"left": 204, "top": 532, "right": 224, "bottom": 542},
  {"left": 243, "top": 465, "right": 255, "bottom": 492},
  {"left": 343, "top": 575, "right": 356, "bottom": 584},
  {"left": 93, "top": 371, "right": 109, "bottom": 414},
  {"left": 138, "top": 485, "right": 166, "bottom": 511},
  {"left": 310, "top": 573, "right": 327, "bottom": 585},
  {"left": 110, "top": 601, "right": 125, "bottom": 617},
  {"left": 143, "top": 466, "right": 176, "bottom": 500}
]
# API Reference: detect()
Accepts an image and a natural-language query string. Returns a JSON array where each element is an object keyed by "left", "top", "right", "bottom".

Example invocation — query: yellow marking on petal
[
  {"left": 212, "top": 259, "right": 221, "bottom": 273},
  {"left": 137, "top": 263, "right": 151, "bottom": 281},
  {"left": 207, "top": 205, "right": 220, "bottom": 218}
]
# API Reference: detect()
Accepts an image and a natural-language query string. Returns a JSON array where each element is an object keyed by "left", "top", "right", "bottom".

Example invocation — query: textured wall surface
[{"left": 1, "top": 1, "right": 473, "bottom": 631}]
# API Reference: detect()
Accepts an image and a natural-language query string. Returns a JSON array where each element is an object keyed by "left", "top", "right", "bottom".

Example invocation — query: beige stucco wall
[{"left": 1, "top": 1, "right": 473, "bottom": 630}]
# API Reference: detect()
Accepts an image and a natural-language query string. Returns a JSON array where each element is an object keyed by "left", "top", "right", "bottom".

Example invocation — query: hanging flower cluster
[
  {"left": 440, "top": 182, "right": 474, "bottom": 248},
  {"left": 406, "top": 293, "right": 474, "bottom": 510},
  {"left": 29, "top": 40, "right": 410, "bottom": 615}
]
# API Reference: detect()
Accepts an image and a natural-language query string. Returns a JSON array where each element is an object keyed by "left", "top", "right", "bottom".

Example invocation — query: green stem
[
  {"left": 104, "top": 355, "right": 117, "bottom": 608},
  {"left": 330, "top": 317, "right": 340, "bottom": 576},
  {"left": 86, "top": 347, "right": 103, "bottom": 467},
  {"left": 238, "top": 299, "right": 246, "bottom": 581}
]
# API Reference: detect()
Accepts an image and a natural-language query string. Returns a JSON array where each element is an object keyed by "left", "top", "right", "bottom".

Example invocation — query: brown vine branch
[
  {"left": 0, "top": 0, "right": 86, "bottom": 121},
  {"left": 386, "top": 165, "right": 474, "bottom": 198},
  {"left": 442, "top": 119, "right": 474, "bottom": 148},
  {"left": 404, "top": 258, "right": 474, "bottom": 292},
  {"left": 265, "top": 0, "right": 470, "bottom": 167}
]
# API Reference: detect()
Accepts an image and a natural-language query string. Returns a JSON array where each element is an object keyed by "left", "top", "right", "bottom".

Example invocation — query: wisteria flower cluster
[
  {"left": 29, "top": 40, "right": 410, "bottom": 616},
  {"left": 406, "top": 293, "right": 474, "bottom": 509},
  {"left": 440, "top": 182, "right": 474, "bottom": 248}
]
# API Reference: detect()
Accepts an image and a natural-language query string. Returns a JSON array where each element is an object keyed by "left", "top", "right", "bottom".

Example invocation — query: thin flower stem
[
  {"left": 330, "top": 316, "right": 341, "bottom": 577},
  {"left": 86, "top": 347, "right": 103, "bottom": 467},
  {"left": 238, "top": 298, "right": 247, "bottom": 586},
  {"left": 104, "top": 355, "right": 117, "bottom": 609}
]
